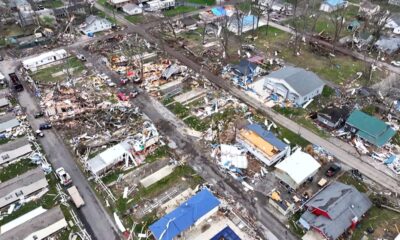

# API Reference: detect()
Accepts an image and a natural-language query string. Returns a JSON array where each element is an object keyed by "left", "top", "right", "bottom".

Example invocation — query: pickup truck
[{"left": 56, "top": 167, "right": 72, "bottom": 186}]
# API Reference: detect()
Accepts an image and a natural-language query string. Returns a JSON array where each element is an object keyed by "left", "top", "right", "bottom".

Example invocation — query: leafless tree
[
  {"left": 120, "top": 34, "right": 149, "bottom": 82},
  {"left": 161, "top": 17, "right": 177, "bottom": 41},
  {"left": 369, "top": 10, "right": 391, "bottom": 44},
  {"left": 329, "top": 5, "right": 347, "bottom": 52},
  {"left": 218, "top": 15, "right": 231, "bottom": 59}
]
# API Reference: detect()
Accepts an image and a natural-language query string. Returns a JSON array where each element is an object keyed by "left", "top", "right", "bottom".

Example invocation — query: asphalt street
[{"left": 0, "top": 63, "right": 119, "bottom": 240}]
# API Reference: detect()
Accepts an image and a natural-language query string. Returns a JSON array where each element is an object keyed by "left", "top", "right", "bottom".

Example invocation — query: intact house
[
  {"left": 317, "top": 106, "right": 350, "bottom": 129},
  {"left": 122, "top": 3, "right": 143, "bottom": 15},
  {"left": 359, "top": 0, "right": 380, "bottom": 17},
  {"left": 108, "top": 0, "right": 130, "bottom": 8},
  {"left": 319, "top": 0, "right": 348, "bottom": 13},
  {"left": 0, "top": 115, "right": 20, "bottom": 133},
  {"left": 22, "top": 49, "right": 68, "bottom": 71},
  {"left": 0, "top": 137, "right": 33, "bottom": 165},
  {"left": 236, "top": 124, "right": 289, "bottom": 166},
  {"left": 0, "top": 168, "right": 48, "bottom": 209},
  {"left": 274, "top": 149, "right": 321, "bottom": 190},
  {"left": 0, "top": 206, "right": 67, "bottom": 239},
  {"left": 261, "top": 66, "right": 325, "bottom": 106},
  {"left": 80, "top": 15, "right": 112, "bottom": 35},
  {"left": 86, "top": 140, "right": 135, "bottom": 176},
  {"left": 299, "top": 182, "right": 372, "bottom": 240},
  {"left": 345, "top": 110, "right": 396, "bottom": 147},
  {"left": 149, "top": 189, "right": 220, "bottom": 240}
]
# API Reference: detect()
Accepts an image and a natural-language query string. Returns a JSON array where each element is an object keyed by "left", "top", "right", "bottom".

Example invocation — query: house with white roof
[
  {"left": 22, "top": 49, "right": 68, "bottom": 71},
  {"left": 261, "top": 66, "right": 325, "bottom": 106},
  {"left": 80, "top": 15, "right": 112, "bottom": 35},
  {"left": 108, "top": 0, "right": 130, "bottom": 7},
  {"left": 274, "top": 149, "right": 321, "bottom": 189},
  {"left": 122, "top": 3, "right": 143, "bottom": 15},
  {"left": 86, "top": 140, "right": 135, "bottom": 176}
]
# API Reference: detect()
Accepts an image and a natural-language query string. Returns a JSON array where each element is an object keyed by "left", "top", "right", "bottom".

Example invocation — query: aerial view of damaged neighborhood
[{"left": 3, "top": 0, "right": 400, "bottom": 239}]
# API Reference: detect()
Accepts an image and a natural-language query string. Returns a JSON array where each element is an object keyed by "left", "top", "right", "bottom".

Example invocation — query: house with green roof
[{"left": 345, "top": 110, "right": 396, "bottom": 147}]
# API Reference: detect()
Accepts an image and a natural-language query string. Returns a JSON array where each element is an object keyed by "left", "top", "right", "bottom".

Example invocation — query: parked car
[
  {"left": 39, "top": 123, "right": 52, "bottom": 130},
  {"left": 35, "top": 130, "right": 44, "bottom": 137},
  {"left": 325, "top": 164, "right": 341, "bottom": 177},
  {"left": 56, "top": 167, "right": 72, "bottom": 186},
  {"left": 34, "top": 111, "right": 44, "bottom": 118},
  {"left": 120, "top": 77, "right": 129, "bottom": 85}
]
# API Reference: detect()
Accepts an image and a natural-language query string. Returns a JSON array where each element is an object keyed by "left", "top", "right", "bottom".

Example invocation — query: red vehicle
[{"left": 117, "top": 92, "right": 129, "bottom": 101}]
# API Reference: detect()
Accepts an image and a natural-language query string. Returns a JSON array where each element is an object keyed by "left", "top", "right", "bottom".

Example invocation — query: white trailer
[
  {"left": 67, "top": 186, "right": 85, "bottom": 209},
  {"left": 144, "top": 0, "right": 175, "bottom": 11},
  {"left": 22, "top": 49, "right": 68, "bottom": 71}
]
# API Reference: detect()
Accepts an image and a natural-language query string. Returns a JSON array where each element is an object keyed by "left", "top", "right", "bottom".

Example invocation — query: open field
[{"left": 164, "top": 6, "right": 197, "bottom": 17}]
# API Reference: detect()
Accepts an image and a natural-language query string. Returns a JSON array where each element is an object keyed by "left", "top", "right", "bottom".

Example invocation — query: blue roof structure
[
  {"left": 211, "top": 7, "right": 226, "bottom": 17},
  {"left": 211, "top": 226, "right": 241, "bottom": 240},
  {"left": 245, "top": 124, "right": 287, "bottom": 151},
  {"left": 149, "top": 189, "right": 220, "bottom": 240},
  {"left": 242, "top": 15, "right": 257, "bottom": 27},
  {"left": 325, "top": 0, "right": 344, "bottom": 6},
  {"left": 233, "top": 59, "right": 258, "bottom": 76}
]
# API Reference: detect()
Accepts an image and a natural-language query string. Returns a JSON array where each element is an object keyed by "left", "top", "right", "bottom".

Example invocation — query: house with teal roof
[{"left": 345, "top": 110, "right": 396, "bottom": 147}]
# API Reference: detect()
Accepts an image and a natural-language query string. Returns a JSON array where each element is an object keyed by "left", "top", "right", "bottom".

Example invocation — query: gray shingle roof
[
  {"left": 267, "top": 66, "right": 325, "bottom": 97},
  {"left": 301, "top": 182, "right": 372, "bottom": 240}
]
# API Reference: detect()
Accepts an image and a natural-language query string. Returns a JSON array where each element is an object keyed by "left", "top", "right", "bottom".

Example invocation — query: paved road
[
  {"left": 0, "top": 64, "right": 119, "bottom": 240},
  {"left": 95, "top": 5, "right": 400, "bottom": 194}
]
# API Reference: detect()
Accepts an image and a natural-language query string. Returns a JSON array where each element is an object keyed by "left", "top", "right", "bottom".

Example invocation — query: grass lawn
[
  {"left": 125, "top": 15, "right": 143, "bottom": 24},
  {"left": 0, "top": 159, "right": 37, "bottom": 182},
  {"left": 42, "top": 0, "right": 64, "bottom": 8},
  {"left": 31, "top": 57, "right": 85, "bottom": 83},
  {"left": 184, "top": 0, "right": 215, "bottom": 5},
  {"left": 97, "top": 0, "right": 114, "bottom": 10},
  {"left": 273, "top": 124, "right": 310, "bottom": 148},
  {"left": 116, "top": 165, "right": 203, "bottom": 212},
  {"left": 164, "top": 6, "right": 197, "bottom": 17},
  {"left": 352, "top": 206, "right": 400, "bottom": 240},
  {"left": 146, "top": 145, "right": 170, "bottom": 163},
  {"left": 0, "top": 24, "right": 34, "bottom": 38},
  {"left": 167, "top": 102, "right": 190, "bottom": 118},
  {"left": 96, "top": 10, "right": 118, "bottom": 25},
  {"left": 338, "top": 172, "right": 369, "bottom": 193}
]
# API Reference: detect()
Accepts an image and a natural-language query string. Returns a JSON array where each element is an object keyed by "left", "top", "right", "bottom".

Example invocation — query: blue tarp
[
  {"left": 384, "top": 155, "right": 397, "bottom": 164},
  {"left": 245, "top": 124, "right": 287, "bottom": 151},
  {"left": 242, "top": 15, "right": 257, "bottom": 27},
  {"left": 149, "top": 189, "right": 220, "bottom": 240},
  {"left": 211, "top": 7, "right": 226, "bottom": 16},
  {"left": 211, "top": 226, "right": 242, "bottom": 240},
  {"left": 325, "top": 0, "right": 344, "bottom": 6}
]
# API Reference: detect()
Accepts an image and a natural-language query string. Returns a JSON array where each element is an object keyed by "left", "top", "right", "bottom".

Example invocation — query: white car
[
  {"left": 391, "top": 61, "right": 400, "bottom": 67},
  {"left": 55, "top": 167, "right": 72, "bottom": 186}
]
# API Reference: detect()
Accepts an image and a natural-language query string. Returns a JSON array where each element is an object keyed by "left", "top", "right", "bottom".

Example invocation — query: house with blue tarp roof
[
  {"left": 211, "top": 6, "right": 226, "bottom": 17},
  {"left": 211, "top": 226, "right": 241, "bottom": 240},
  {"left": 236, "top": 123, "right": 289, "bottom": 166},
  {"left": 149, "top": 189, "right": 220, "bottom": 240},
  {"left": 320, "top": 0, "right": 348, "bottom": 12},
  {"left": 345, "top": 110, "right": 396, "bottom": 147}
]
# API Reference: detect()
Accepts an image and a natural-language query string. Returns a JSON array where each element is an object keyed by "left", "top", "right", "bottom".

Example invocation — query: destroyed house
[
  {"left": 345, "top": 110, "right": 396, "bottom": 147},
  {"left": 0, "top": 137, "right": 33, "bottom": 165},
  {"left": 0, "top": 168, "right": 48, "bottom": 209},
  {"left": 317, "top": 106, "right": 350, "bottom": 129},
  {"left": 236, "top": 124, "right": 288, "bottom": 166},
  {"left": 274, "top": 149, "right": 321, "bottom": 189},
  {"left": 232, "top": 59, "right": 258, "bottom": 77},
  {"left": 86, "top": 140, "right": 135, "bottom": 176},
  {"left": 299, "top": 182, "right": 372, "bottom": 240},
  {"left": 149, "top": 189, "right": 220, "bottom": 240},
  {"left": 262, "top": 66, "right": 325, "bottom": 106},
  {"left": 0, "top": 206, "right": 67, "bottom": 240},
  {"left": 0, "top": 98, "right": 9, "bottom": 108}
]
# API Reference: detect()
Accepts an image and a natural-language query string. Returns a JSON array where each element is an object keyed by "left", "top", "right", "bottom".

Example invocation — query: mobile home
[{"left": 22, "top": 49, "right": 68, "bottom": 71}]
